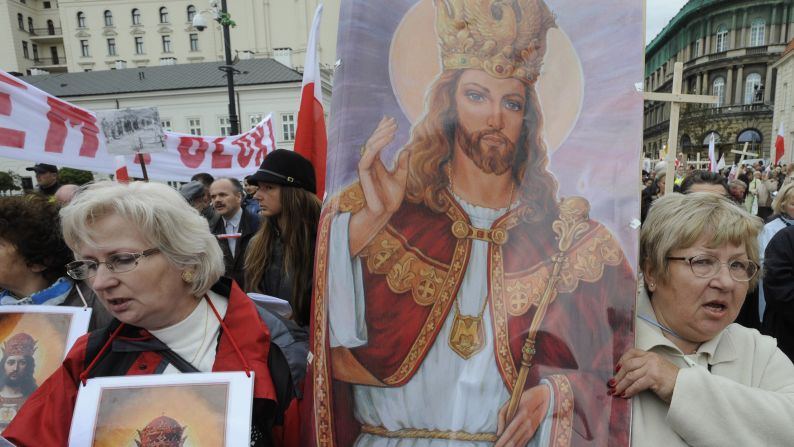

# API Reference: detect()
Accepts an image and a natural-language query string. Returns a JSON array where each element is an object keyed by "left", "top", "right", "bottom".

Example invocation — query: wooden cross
[
  {"left": 730, "top": 142, "right": 758, "bottom": 166},
  {"left": 689, "top": 153, "right": 710, "bottom": 169},
  {"left": 643, "top": 62, "right": 719, "bottom": 194}
]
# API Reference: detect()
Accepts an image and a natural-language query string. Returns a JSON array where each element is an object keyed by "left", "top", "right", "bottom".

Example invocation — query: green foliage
[
  {"left": 0, "top": 171, "right": 20, "bottom": 192},
  {"left": 58, "top": 167, "right": 94, "bottom": 185},
  {"left": 219, "top": 12, "right": 236, "bottom": 28}
]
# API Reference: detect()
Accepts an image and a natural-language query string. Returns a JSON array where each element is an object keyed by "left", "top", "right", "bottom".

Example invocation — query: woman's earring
[
  {"left": 181, "top": 270, "right": 194, "bottom": 283},
  {"left": 648, "top": 281, "right": 656, "bottom": 290}
]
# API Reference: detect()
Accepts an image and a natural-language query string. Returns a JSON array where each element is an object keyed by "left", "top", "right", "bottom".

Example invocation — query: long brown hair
[
  {"left": 244, "top": 186, "right": 321, "bottom": 326},
  {"left": 403, "top": 69, "right": 559, "bottom": 221}
]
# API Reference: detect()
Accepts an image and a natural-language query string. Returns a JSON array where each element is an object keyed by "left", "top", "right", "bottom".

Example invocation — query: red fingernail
[
  {"left": 615, "top": 364, "right": 622, "bottom": 373},
  {"left": 607, "top": 378, "right": 616, "bottom": 387}
]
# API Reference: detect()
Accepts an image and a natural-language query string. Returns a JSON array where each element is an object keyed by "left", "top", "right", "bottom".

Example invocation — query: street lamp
[{"left": 192, "top": 0, "right": 240, "bottom": 135}]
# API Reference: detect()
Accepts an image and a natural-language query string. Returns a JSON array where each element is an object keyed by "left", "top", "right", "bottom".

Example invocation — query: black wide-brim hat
[
  {"left": 249, "top": 149, "right": 316, "bottom": 194},
  {"left": 26, "top": 163, "right": 58, "bottom": 174}
]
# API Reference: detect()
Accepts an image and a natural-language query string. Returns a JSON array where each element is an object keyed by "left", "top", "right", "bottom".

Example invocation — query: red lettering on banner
[
  {"left": 232, "top": 126, "right": 266, "bottom": 168},
  {"left": 0, "top": 92, "right": 25, "bottom": 149},
  {"left": 44, "top": 97, "right": 99, "bottom": 156},
  {"left": 0, "top": 72, "right": 27, "bottom": 90},
  {"left": 177, "top": 136, "right": 209, "bottom": 168},
  {"left": 210, "top": 137, "right": 232, "bottom": 168}
]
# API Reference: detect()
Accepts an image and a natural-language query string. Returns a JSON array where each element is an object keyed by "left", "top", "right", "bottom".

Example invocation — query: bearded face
[{"left": 453, "top": 69, "right": 526, "bottom": 175}]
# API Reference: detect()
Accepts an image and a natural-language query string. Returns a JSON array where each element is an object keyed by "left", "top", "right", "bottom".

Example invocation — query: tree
[
  {"left": 0, "top": 171, "right": 20, "bottom": 194},
  {"left": 58, "top": 167, "right": 94, "bottom": 185}
]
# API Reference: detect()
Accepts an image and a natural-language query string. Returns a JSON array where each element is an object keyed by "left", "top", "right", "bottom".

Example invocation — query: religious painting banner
[
  {"left": 0, "top": 70, "right": 276, "bottom": 182},
  {"left": 0, "top": 306, "right": 91, "bottom": 429},
  {"left": 307, "top": 0, "right": 642, "bottom": 446},
  {"left": 69, "top": 372, "right": 253, "bottom": 446}
]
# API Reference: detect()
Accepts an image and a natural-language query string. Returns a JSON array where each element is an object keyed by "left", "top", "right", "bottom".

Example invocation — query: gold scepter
[{"left": 505, "top": 197, "right": 590, "bottom": 422}]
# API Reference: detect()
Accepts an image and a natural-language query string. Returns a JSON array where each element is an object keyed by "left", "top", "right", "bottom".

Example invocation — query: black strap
[{"left": 778, "top": 215, "right": 792, "bottom": 227}]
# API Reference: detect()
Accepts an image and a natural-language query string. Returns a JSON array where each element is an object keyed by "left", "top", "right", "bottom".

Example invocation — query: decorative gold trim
[
  {"left": 360, "top": 424, "right": 497, "bottom": 442},
  {"left": 548, "top": 375, "right": 574, "bottom": 447},
  {"left": 491, "top": 238, "right": 519, "bottom": 389}
]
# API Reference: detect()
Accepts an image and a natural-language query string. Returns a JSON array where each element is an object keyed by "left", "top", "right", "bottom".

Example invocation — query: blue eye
[
  {"left": 466, "top": 91, "right": 485, "bottom": 102},
  {"left": 503, "top": 100, "right": 523, "bottom": 111}
]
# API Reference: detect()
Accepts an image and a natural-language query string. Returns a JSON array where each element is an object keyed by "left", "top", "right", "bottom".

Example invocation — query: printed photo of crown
[
  {"left": 135, "top": 415, "right": 187, "bottom": 447},
  {"left": 2, "top": 333, "right": 37, "bottom": 357},
  {"left": 435, "top": 0, "right": 557, "bottom": 84}
]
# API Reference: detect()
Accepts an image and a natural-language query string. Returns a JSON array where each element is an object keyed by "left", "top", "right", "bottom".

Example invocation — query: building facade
[
  {"left": 772, "top": 39, "right": 794, "bottom": 164},
  {"left": 2, "top": 0, "right": 340, "bottom": 75},
  {"left": 644, "top": 0, "right": 794, "bottom": 164}
]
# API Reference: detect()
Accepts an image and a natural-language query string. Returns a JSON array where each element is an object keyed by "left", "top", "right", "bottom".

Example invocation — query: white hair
[{"left": 60, "top": 181, "right": 224, "bottom": 297}]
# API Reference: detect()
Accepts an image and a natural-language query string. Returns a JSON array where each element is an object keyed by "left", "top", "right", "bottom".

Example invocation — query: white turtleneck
[{"left": 149, "top": 291, "right": 229, "bottom": 373}]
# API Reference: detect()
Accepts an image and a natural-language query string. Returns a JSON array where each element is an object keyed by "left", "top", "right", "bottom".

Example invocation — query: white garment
[
  {"left": 632, "top": 286, "right": 794, "bottom": 446},
  {"left": 757, "top": 216, "right": 793, "bottom": 319},
  {"left": 328, "top": 196, "right": 554, "bottom": 446},
  {"left": 150, "top": 291, "right": 229, "bottom": 373}
]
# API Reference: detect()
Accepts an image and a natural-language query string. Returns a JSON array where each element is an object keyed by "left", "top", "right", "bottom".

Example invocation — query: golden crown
[{"left": 435, "top": 0, "right": 556, "bottom": 84}]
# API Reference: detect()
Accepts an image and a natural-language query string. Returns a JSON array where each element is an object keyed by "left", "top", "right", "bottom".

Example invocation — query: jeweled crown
[
  {"left": 2, "top": 333, "right": 36, "bottom": 357},
  {"left": 435, "top": 0, "right": 556, "bottom": 84}
]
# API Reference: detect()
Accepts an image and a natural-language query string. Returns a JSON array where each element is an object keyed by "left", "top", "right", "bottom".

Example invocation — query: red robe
[{"left": 303, "top": 185, "right": 635, "bottom": 446}]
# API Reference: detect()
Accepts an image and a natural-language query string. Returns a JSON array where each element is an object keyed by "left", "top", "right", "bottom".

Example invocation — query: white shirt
[{"left": 223, "top": 208, "right": 243, "bottom": 255}]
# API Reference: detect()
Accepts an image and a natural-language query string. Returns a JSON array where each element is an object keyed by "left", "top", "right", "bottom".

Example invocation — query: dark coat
[
  {"left": 210, "top": 208, "right": 261, "bottom": 288},
  {"left": 762, "top": 225, "right": 794, "bottom": 362}
]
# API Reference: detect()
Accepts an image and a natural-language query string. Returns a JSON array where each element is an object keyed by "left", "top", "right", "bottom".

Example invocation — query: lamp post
[{"left": 192, "top": 0, "right": 239, "bottom": 135}]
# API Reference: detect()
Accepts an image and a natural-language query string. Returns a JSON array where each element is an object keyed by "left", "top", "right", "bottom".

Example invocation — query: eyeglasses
[
  {"left": 66, "top": 248, "right": 161, "bottom": 280},
  {"left": 666, "top": 254, "right": 759, "bottom": 282}
]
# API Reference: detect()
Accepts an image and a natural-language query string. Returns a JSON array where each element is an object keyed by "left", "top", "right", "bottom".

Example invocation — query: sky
[{"left": 645, "top": 0, "right": 690, "bottom": 44}]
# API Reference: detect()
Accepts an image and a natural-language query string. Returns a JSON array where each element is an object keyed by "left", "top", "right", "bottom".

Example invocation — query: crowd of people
[{"left": 2, "top": 146, "right": 794, "bottom": 445}]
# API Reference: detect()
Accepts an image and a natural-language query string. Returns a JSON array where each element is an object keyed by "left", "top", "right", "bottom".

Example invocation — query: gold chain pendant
[{"left": 448, "top": 309, "right": 485, "bottom": 359}]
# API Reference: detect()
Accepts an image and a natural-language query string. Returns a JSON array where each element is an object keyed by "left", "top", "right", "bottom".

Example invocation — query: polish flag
[
  {"left": 294, "top": 4, "right": 327, "bottom": 199},
  {"left": 775, "top": 122, "right": 785, "bottom": 165},
  {"left": 114, "top": 155, "right": 129, "bottom": 183}
]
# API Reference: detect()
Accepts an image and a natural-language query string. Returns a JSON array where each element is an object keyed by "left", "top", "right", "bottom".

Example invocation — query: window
[
  {"left": 17, "top": 13, "right": 24, "bottom": 30},
  {"left": 187, "top": 5, "right": 196, "bottom": 22},
  {"left": 702, "top": 132, "right": 721, "bottom": 145},
  {"left": 32, "top": 44, "right": 38, "bottom": 61},
  {"left": 159, "top": 7, "right": 169, "bottom": 23},
  {"left": 715, "top": 25, "right": 728, "bottom": 52},
  {"left": 77, "top": 11, "right": 86, "bottom": 28},
  {"left": 712, "top": 77, "right": 725, "bottom": 107},
  {"left": 219, "top": 116, "right": 231, "bottom": 136},
  {"left": 80, "top": 40, "right": 89, "bottom": 57},
  {"left": 737, "top": 129, "right": 762, "bottom": 146},
  {"left": 281, "top": 113, "right": 296, "bottom": 141},
  {"left": 104, "top": 10, "right": 113, "bottom": 27},
  {"left": 134, "top": 37, "right": 144, "bottom": 54},
  {"left": 162, "top": 35, "right": 172, "bottom": 53},
  {"left": 27, "top": 17, "right": 33, "bottom": 33},
  {"left": 189, "top": 33, "right": 199, "bottom": 51},
  {"left": 188, "top": 118, "right": 202, "bottom": 135},
  {"left": 750, "top": 19, "right": 766, "bottom": 46},
  {"left": 745, "top": 73, "right": 762, "bottom": 104},
  {"left": 50, "top": 46, "right": 59, "bottom": 64},
  {"left": 249, "top": 113, "right": 263, "bottom": 128},
  {"left": 47, "top": 20, "right": 54, "bottom": 35},
  {"left": 43, "top": 1, "right": 51, "bottom": 8},
  {"left": 131, "top": 9, "right": 141, "bottom": 25},
  {"left": 22, "top": 41, "right": 29, "bottom": 59},
  {"left": 161, "top": 119, "right": 172, "bottom": 131},
  {"left": 107, "top": 38, "right": 116, "bottom": 56}
]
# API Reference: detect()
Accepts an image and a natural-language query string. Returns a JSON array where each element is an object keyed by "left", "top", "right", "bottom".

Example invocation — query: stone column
[
  {"left": 726, "top": 66, "right": 734, "bottom": 105},
  {"left": 740, "top": 10, "right": 748, "bottom": 48},
  {"left": 765, "top": 68, "right": 774, "bottom": 103},
  {"left": 704, "top": 19, "right": 711, "bottom": 54},
  {"left": 771, "top": 5, "right": 778, "bottom": 45},
  {"left": 736, "top": 65, "right": 744, "bottom": 104},
  {"left": 731, "top": 12, "right": 737, "bottom": 49},
  {"left": 695, "top": 71, "right": 702, "bottom": 94}
]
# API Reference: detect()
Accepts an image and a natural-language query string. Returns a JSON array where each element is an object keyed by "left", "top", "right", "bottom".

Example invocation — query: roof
[
  {"left": 785, "top": 38, "right": 794, "bottom": 56},
  {"left": 22, "top": 58, "right": 302, "bottom": 97}
]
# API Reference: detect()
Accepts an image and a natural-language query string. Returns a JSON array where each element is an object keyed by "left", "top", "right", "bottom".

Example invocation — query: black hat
[
  {"left": 248, "top": 149, "right": 316, "bottom": 194},
  {"left": 26, "top": 163, "right": 58, "bottom": 174}
]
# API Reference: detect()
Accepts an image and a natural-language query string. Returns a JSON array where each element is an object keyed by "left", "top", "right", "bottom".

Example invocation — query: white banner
[{"left": 0, "top": 70, "right": 275, "bottom": 182}]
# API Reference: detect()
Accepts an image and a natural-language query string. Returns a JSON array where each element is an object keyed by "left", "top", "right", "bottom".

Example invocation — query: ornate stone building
[{"left": 644, "top": 0, "right": 794, "bottom": 164}]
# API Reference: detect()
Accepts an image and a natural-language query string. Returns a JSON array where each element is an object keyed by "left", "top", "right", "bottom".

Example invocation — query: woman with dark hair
[
  {"left": 678, "top": 170, "right": 730, "bottom": 197},
  {"left": 0, "top": 194, "right": 111, "bottom": 330},
  {"left": 244, "top": 150, "right": 321, "bottom": 327}
]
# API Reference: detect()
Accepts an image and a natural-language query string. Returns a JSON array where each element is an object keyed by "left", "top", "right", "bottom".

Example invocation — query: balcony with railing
[
  {"left": 33, "top": 57, "right": 67, "bottom": 69},
  {"left": 29, "top": 27, "right": 63, "bottom": 43}
]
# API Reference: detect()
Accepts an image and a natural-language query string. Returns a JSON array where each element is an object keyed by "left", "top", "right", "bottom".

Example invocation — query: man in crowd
[
  {"left": 209, "top": 178, "right": 260, "bottom": 287},
  {"left": 179, "top": 181, "right": 212, "bottom": 217},
  {"left": 25, "top": 164, "right": 60, "bottom": 197},
  {"left": 0, "top": 333, "right": 38, "bottom": 429},
  {"left": 190, "top": 172, "right": 217, "bottom": 221}
]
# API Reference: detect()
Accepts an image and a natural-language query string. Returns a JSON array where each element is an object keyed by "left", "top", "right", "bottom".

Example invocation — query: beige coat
[{"left": 631, "top": 288, "right": 794, "bottom": 446}]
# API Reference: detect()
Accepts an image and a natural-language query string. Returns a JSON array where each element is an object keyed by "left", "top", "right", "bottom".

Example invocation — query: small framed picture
[
  {"left": 69, "top": 372, "right": 254, "bottom": 446},
  {"left": 0, "top": 306, "right": 91, "bottom": 429}
]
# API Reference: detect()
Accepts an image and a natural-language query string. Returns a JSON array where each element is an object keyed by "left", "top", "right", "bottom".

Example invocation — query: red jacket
[{"left": 3, "top": 280, "right": 293, "bottom": 446}]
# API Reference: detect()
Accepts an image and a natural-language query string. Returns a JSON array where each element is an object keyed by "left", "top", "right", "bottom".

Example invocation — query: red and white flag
[
  {"left": 114, "top": 155, "right": 130, "bottom": 183},
  {"left": 775, "top": 122, "right": 785, "bottom": 165},
  {"left": 294, "top": 4, "right": 328, "bottom": 199}
]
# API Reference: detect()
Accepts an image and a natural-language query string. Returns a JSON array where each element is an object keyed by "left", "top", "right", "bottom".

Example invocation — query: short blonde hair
[
  {"left": 641, "top": 192, "right": 763, "bottom": 289},
  {"left": 60, "top": 181, "right": 224, "bottom": 297},
  {"left": 772, "top": 182, "right": 794, "bottom": 215}
]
